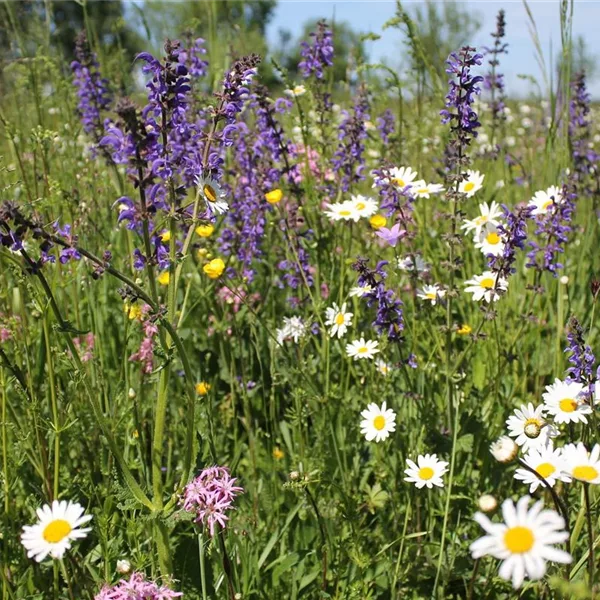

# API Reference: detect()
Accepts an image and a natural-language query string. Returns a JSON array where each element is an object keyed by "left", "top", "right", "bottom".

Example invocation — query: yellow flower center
[
  {"left": 335, "top": 314, "right": 345, "bottom": 326},
  {"left": 426, "top": 292, "right": 436, "bottom": 300},
  {"left": 357, "top": 346, "right": 369, "bottom": 354},
  {"left": 559, "top": 398, "right": 578, "bottom": 413},
  {"left": 524, "top": 418, "right": 541, "bottom": 439},
  {"left": 417, "top": 187, "right": 428, "bottom": 194},
  {"left": 373, "top": 415, "right": 386, "bottom": 431},
  {"left": 355, "top": 202, "right": 366, "bottom": 210},
  {"left": 418, "top": 467, "right": 434, "bottom": 480},
  {"left": 542, "top": 200, "right": 554, "bottom": 210},
  {"left": 464, "top": 182, "right": 476, "bottom": 192},
  {"left": 339, "top": 210, "right": 352, "bottom": 217},
  {"left": 480, "top": 277, "right": 495, "bottom": 289},
  {"left": 504, "top": 526, "right": 534, "bottom": 554},
  {"left": 43, "top": 519, "right": 72, "bottom": 544},
  {"left": 392, "top": 178, "right": 406, "bottom": 187},
  {"left": 573, "top": 465, "right": 599, "bottom": 481},
  {"left": 486, "top": 232, "right": 501, "bottom": 245},
  {"left": 475, "top": 215, "right": 488, "bottom": 225},
  {"left": 204, "top": 184, "right": 217, "bottom": 203},
  {"left": 536, "top": 462, "right": 556, "bottom": 478}
]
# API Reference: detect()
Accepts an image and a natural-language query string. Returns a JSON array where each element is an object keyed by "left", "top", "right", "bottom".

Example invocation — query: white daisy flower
[
  {"left": 411, "top": 180, "right": 445, "bottom": 199},
  {"left": 417, "top": 284, "right": 446, "bottom": 305},
  {"left": 276, "top": 316, "right": 307, "bottom": 345},
  {"left": 196, "top": 175, "right": 229, "bottom": 215},
  {"left": 458, "top": 170, "right": 484, "bottom": 197},
  {"left": 529, "top": 186, "right": 563, "bottom": 216},
  {"left": 21, "top": 500, "right": 92, "bottom": 562},
  {"left": 360, "top": 401, "right": 396, "bottom": 442},
  {"left": 284, "top": 84, "right": 306, "bottom": 97},
  {"left": 346, "top": 338, "right": 380, "bottom": 360},
  {"left": 475, "top": 223, "right": 505, "bottom": 257},
  {"left": 542, "top": 378, "right": 592, "bottom": 424},
  {"left": 349, "top": 284, "right": 373, "bottom": 297},
  {"left": 490, "top": 436, "right": 519, "bottom": 463},
  {"left": 349, "top": 194, "right": 378, "bottom": 218},
  {"left": 514, "top": 444, "right": 571, "bottom": 493},
  {"left": 324, "top": 201, "right": 359, "bottom": 222},
  {"left": 375, "top": 358, "right": 392, "bottom": 376},
  {"left": 404, "top": 454, "right": 449, "bottom": 489},
  {"left": 562, "top": 442, "right": 600, "bottom": 484},
  {"left": 464, "top": 271, "right": 508, "bottom": 302},
  {"left": 324, "top": 302, "right": 353, "bottom": 339},
  {"left": 469, "top": 496, "right": 571, "bottom": 589},
  {"left": 506, "top": 403, "right": 558, "bottom": 452},
  {"left": 397, "top": 254, "right": 430, "bottom": 273},
  {"left": 461, "top": 201, "right": 503, "bottom": 235},
  {"left": 373, "top": 165, "right": 418, "bottom": 189}
]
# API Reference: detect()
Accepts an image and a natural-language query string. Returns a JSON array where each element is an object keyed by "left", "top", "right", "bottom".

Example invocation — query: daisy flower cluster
[
  {"left": 324, "top": 194, "right": 378, "bottom": 222},
  {"left": 181, "top": 466, "right": 244, "bottom": 536}
]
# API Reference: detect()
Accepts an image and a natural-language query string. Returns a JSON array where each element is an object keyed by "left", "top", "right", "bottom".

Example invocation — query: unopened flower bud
[
  {"left": 477, "top": 494, "right": 497, "bottom": 513},
  {"left": 289, "top": 470, "right": 300, "bottom": 481},
  {"left": 128, "top": 388, "right": 136, "bottom": 399},
  {"left": 489, "top": 436, "right": 518, "bottom": 463}
]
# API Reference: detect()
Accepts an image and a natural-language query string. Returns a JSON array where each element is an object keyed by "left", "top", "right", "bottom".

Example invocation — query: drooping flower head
[{"left": 182, "top": 466, "right": 243, "bottom": 536}]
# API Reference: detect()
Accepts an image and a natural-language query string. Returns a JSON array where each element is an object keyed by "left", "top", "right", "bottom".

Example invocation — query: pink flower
[
  {"left": 181, "top": 466, "right": 243, "bottom": 537},
  {"left": 0, "top": 328, "right": 11, "bottom": 342},
  {"left": 95, "top": 572, "right": 181, "bottom": 599},
  {"left": 375, "top": 223, "right": 406, "bottom": 247}
]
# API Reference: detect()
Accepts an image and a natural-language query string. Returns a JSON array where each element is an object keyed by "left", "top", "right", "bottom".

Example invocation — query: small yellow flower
[
  {"left": 124, "top": 303, "right": 143, "bottom": 320},
  {"left": 273, "top": 447, "right": 284, "bottom": 460},
  {"left": 457, "top": 324, "right": 472, "bottom": 335},
  {"left": 369, "top": 214, "right": 387, "bottom": 229},
  {"left": 195, "top": 382, "right": 211, "bottom": 396},
  {"left": 265, "top": 189, "right": 283, "bottom": 204},
  {"left": 160, "top": 231, "right": 171, "bottom": 243},
  {"left": 203, "top": 258, "right": 225, "bottom": 279},
  {"left": 157, "top": 271, "right": 170, "bottom": 286},
  {"left": 196, "top": 224, "right": 214, "bottom": 238}
]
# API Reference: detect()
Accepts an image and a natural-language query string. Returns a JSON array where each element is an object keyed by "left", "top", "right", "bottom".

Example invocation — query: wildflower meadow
[{"left": 2, "top": 0, "right": 600, "bottom": 597}]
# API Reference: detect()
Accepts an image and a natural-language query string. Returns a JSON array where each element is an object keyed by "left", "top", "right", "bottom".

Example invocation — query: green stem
[{"left": 584, "top": 483, "right": 595, "bottom": 594}]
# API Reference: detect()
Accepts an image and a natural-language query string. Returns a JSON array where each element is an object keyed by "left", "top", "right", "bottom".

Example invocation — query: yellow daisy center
[
  {"left": 204, "top": 184, "right": 217, "bottom": 203},
  {"left": 486, "top": 232, "right": 501, "bottom": 245},
  {"left": 464, "top": 181, "right": 476, "bottom": 192},
  {"left": 504, "top": 526, "right": 534, "bottom": 553},
  {"left": 43, "top": 519, "right": 72, "bottom": 544},
  {"left": 392, "top": 178, "right": 405, "bottom": 187},
  {"left": 524, "top": 418, "right": 541, "bottom": 439},
  {"left": 355, "top": 202, "right": 366, "bottom": 210},
  {"left": 357, "top": 346, "right": 369, "bottom": 354},
  {"left": 339, "top": 210, "right": 352, "bottom": 217},
  {"left": 542, "top": 199, "right": 554, "bottom": 210},
  {"left": 426, "top": 292, "right": 436, "bottom": 300},
  {"left": 536, "top": 462, "right": 556, "bottom": 478},
  {"left": 475, "top": 215, "right": 488, "bottom": 225},
  {"left": 559, "top": 398, "right": 578, "bottom": 413},
  {"left": 335, "top": 314, "right": 345, "bottom": 326},
  {"left": 373, "top": 415, "right": 386, "bottom": 431},
  {"left": 573, "top": 465, "right": 599, "bottom": 481},
  {"left": 418, "top": 467, "right": 434, "bottom": 480},
  {"left": 480, "top": 277, "right": 495, "bottom": 289}
]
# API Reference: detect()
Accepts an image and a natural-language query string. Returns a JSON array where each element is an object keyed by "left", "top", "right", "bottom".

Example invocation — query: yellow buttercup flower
[
  {"left": 157, "top": 271, "right": 170, "bottom": 286},
  {"left": 265, "top": 189, "right": 283, "bottom": 204},
  {"left": 160, "top": 231, "right": 171, "bottom": 243},
  {"left": 196, "top": 224, "right": 214, "bottom": 238},
  {"left": 273, "top": 447, "right": 284, "bottom": 460},
  {"left": 203, "top": 258, "right": 225, "bottom": 279},
  {"left": 124, "top": 303, "right": 143, "bottom": 320},
  {"left": 457, "top": 324, "right": 472, "bottom": 335},
  {"left": 195, "top": 382, "right": 211, "bottom": 396},
  {"left": 369, "top": 214, "right": 387, "bottom": 229}
]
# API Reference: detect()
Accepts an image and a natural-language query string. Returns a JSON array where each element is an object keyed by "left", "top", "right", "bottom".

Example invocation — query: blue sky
[{"left": 267, "top": 1, "right": 600, "bottom": 97}]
